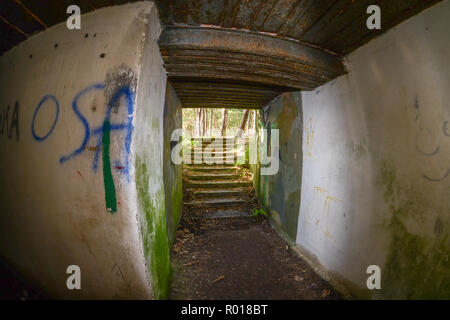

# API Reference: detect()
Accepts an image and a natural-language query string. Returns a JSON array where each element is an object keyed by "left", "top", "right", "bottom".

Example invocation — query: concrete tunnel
[{"left": 0, "top": 0, "right": 449, "bottom": 299}]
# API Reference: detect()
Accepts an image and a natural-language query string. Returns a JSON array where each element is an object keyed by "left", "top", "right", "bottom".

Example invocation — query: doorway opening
[
  {"left": 181, "top": 108, "right": 259, "bottom": 218},
  {"left": 168, "top": 105, "right": 341, "bottom": 299}
]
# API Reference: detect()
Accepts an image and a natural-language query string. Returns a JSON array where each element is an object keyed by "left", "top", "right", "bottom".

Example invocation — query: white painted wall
[
  {"left": 297, "top": 0, "right": 450, "bottom": 299},
  {"left": 0, "top": 2, "right": 164, "bottom": 299}
]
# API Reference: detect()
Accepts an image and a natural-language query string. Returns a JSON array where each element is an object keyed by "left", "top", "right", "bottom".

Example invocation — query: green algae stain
[
  {"left": 348, "top": 139, "right": 367, "bottom": 161},
  {"left": 135, "top": 156, "right": 171, "bottom": 299},
  {"left": 168, "top": 183, "right": 183, "bottom": 246},
  {"left": 383, "top": 215, "right": 450, "bottom": 299},
  {"left": 379, "top": 160, "right": 399, "bottom": 204},
  {"left": 379, "top": 159, "right": 450, "bottom": 299},
  {"left": 284, "top": 191, "right": 301, "bottom": 240}
]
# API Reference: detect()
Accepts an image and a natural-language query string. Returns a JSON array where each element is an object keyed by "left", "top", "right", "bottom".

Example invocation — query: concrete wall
[
  {"left": 297, "top": 0, "right": 450, "bottom": 299},
  {"left": 0, "top": 2, "right": 169, "bottom": 299},
  {"left": 163, "top": 83, "right": 182, "bottom": 246},
  {"left": 258, "top": 92, "right": 303, "bottom": 242},
  {"left": 132, "top": 1, "right": 171, "bottom": 300}
]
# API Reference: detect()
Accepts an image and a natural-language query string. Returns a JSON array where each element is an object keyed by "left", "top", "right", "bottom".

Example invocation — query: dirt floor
[{"left": 169, "top": 204, "right": 342, "bottom": 300}]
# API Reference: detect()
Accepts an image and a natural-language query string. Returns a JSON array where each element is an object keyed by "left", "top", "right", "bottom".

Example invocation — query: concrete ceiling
[{"left": 0, "top": 0, "right": 442, "bottom": 108}]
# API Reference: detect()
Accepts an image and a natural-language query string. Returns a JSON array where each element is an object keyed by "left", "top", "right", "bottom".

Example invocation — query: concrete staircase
[{"left": 183, "top": 137, "right": 258, "bottom": 218}]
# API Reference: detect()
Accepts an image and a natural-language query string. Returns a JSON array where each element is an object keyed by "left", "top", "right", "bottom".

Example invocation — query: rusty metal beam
[
  {"left": 159, "top": 25, "right": 345, "bottom": 108},
  {"left": 159, "top": 26, "right": 346, "bottom": 89},
  {"left": 168, "top": 78, "right": 286, "bottom": 109}
]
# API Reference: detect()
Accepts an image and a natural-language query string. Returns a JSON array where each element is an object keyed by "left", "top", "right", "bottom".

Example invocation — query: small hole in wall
[
  {"left": 85, "top": 33, "right": 89, "bottom": 38},
  {"left": 29, "top": 54, "right": 32, "bottom": 59},
  {"left": 100, "top": 53, "right": 106, "bottom": 58},
  {"left": 54, "top": 43, "right": 58, "bottom": 48},
  {"left": 93, "top": 33, "right": 96, "bottom": 38}
]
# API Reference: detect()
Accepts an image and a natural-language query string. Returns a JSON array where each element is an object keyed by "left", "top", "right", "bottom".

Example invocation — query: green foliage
[
  {"left": 182, "top": 108, "right": 257, "bottom": 137},
  {"left": 252, "top": 208, "right": 267, "bottom": 217}
]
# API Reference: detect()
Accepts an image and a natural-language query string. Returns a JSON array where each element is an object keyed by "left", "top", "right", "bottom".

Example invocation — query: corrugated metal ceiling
[{"left": 0, "top": 0, "right": 442, "bottom": 108}]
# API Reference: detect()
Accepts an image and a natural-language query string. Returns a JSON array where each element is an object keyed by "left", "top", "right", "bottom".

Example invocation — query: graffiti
[
  {"left": 31, "top": 84, "right": 134, "bottom": 182},
  {"left": 423, "top": 168, "right": 450, "bottom": 182},
  {"left": 0, "top": 102, "right": 19, "bottom": 141},
  {"left": 31, "top": 95, "right": 59, "bottom": 141},
  {"left": 100, "top": 86, "right": 134, "bottom": 213},
  {"left": 59, "top": 83, "right": 104, "bottom": 164},
  {"left": 421, "top": 120, "right": 450, "bottom": 182},
  {"left": 443, "top": 121, "right": 450, "bottom": 137},
  {"left": 416, "top": 142, "right": 439, "bottom": 156},
  {"left": 31, "top": 77, "right": 135, "bottom": 213},
  {"left": 102, "top": 117, "right": 117, "bottom": 213}
]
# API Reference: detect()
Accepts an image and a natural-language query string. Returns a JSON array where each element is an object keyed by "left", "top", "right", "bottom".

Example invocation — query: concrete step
[
  {"left": 190, "top": 143, "right": 247, "bottom": 148},
  {"left": 195, "top": 155, "right": 235, "bottom": 159},
  {"left": 193, "top": 189, "right": 248, "bottom": 197},
  {"left": 186, "top": 180, "right": 253, "bottom": 189},
  {"left": 191, "top": 136, "right": 240, "bottom": 141},
  {"left": 190, "top": 151, "right": 236, "bottom": 156},
  {"left": 206, "top": 210, "right": 252, "bottom": 218},
  {"left": 185, "top": 198, "right": 247, "bottom": 207},
  {"left": 190, "top": 155, "right": 237, "bottom": 161},
  {"left": 187, "top": 173, "right": 240, "bottom": 180},
  {"left": 186, "top": 165, "right": 238, "bottom": 172},
  {"left": 193, "top": 158, "right": 236, "bottom": 165}
]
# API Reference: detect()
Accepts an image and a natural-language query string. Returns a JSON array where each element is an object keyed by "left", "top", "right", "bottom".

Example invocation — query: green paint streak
[
  {"left": 135, "top": 156, "right": 171, "bottom": 299},
  {"left": 379, "top": 159, "right": 450, "bottom": 299},
  {"left": 102, "top": 119, "right": 117, "bottom": 213}
]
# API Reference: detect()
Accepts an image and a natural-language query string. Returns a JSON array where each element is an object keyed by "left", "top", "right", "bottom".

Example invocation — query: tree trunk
[
  {"left": 221, "top": 109, "right": 228, "bottom": 136},
  {"left": 203, "top": 109, "right": 207, "bottom": 136},
  {"left": 198, "top": 108, "right": 202, "bottom": 136},
  {"left": 200, "top": 108, "right": 204, "bottom": 136},
  {"left": 236, "top": 109, "right": 250, "bottom": 138},
  {"left": 209, "top": 109, "right": 213, "bottom": 136},
  {"left": 195, "top": 108, "right": 201, "bottom": 137}
]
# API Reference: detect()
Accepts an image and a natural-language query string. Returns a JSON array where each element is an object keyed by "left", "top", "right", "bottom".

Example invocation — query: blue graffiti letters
[{"left": 32, "top": 95, "right": 59, "bottom": 141}]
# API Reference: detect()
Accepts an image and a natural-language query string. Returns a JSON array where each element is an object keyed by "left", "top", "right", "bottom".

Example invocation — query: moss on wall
[
  {"left": 379, "top": 160, "right": 450, "bottom": 299},
  {"left": 257, "top": 92, "right": 303, "bottom": 242},
  {"left": 169, "top": 184, "right": 183, "bottom": 245},
  {"left": 135, "top": 156, "right": 171, "bottom": 299},
  {"left": 163, "top": 83, "right": 183, "bottom": 246}
]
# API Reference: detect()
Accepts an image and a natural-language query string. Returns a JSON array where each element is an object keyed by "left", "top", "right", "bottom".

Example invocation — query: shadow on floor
[{"left": 169, "top": 206, "right": 342, "bottom": 300}]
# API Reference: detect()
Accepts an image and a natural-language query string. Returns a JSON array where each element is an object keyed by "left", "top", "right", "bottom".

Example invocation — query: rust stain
[
  {"left": 305, "top": 117, "right": 314, "bottom": 156},
  {"left": 277, "top": 93, "right": 298, "bottom": 144},
  {"left": 323, "top": 195, "right": 342, "bottom": 239},
  {"left": 313, "top": 186, "right": 342, "bottom": 239},
  {"left": 85, "top": 146, "right": 99, "bottom": 151},
  {"left": 313, "top": 186, "right": 328, "bottom": 196}
]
